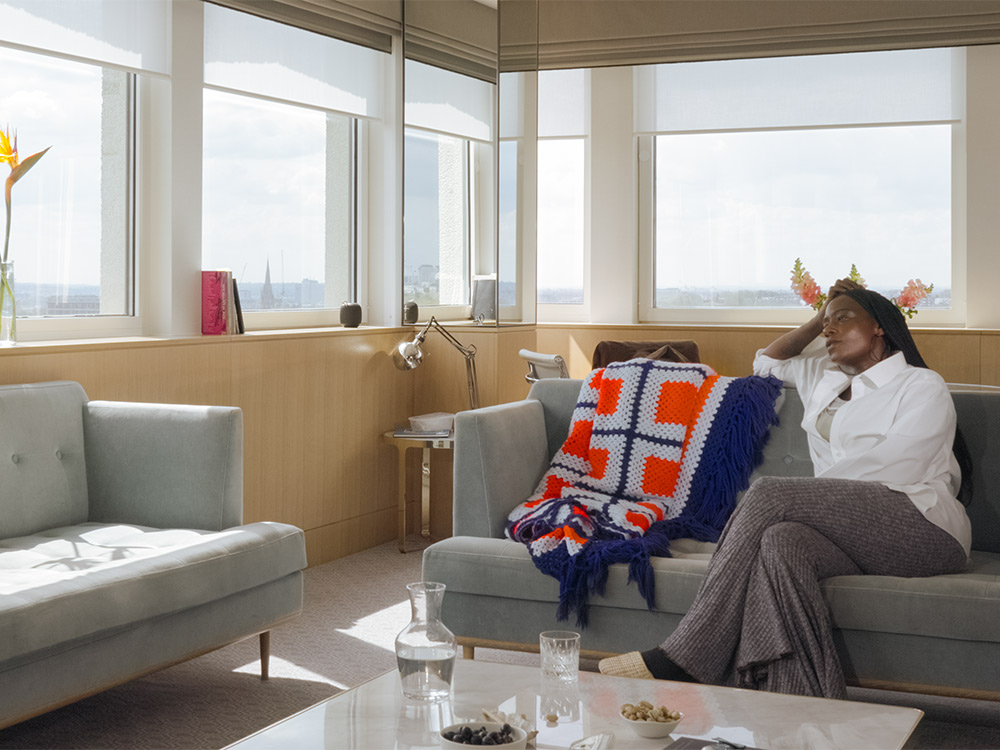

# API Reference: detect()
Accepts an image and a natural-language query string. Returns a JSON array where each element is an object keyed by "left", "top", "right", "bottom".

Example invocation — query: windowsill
[
  {"left": 0, "top": 320, "right": 994, "bottom": 356},
  {"left": 0, "top": 321, "right": 537, "bottom": 355}
]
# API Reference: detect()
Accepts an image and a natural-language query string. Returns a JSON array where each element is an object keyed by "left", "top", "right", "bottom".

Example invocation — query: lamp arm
[
  {"left": 427, "top": 316, "right": 480, "bottom": 410},
  {"left": 428, "top": 317, "right": 477, "bottom": 359}
]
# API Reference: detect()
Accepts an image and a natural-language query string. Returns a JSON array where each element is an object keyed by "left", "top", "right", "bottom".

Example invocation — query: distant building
[
  {"left": 301, "top": 278, "right": 323, "bottom": 308},
  {"left": 45, "top": 295, "right": 100, "bottom": 316},
  {"left": 261, "top": 260, "right": 275, "bottom": 309},
  {"left": 418, "top": 264, "right": 437, "bottom": 286}
]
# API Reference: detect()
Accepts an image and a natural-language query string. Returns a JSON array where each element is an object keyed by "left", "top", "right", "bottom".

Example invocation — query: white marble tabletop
[{"left": 228, "top": 659, "right": 922, "bottom": 750}]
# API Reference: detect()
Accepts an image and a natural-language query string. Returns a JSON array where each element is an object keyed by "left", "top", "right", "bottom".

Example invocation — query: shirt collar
[{"left": 852, "top": 351, "right": 908, "bottom": 396}]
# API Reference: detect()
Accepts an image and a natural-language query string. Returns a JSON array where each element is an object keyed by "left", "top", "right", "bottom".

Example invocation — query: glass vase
[
  {"left": 0, "top": 261, "right": 15, "bottom": 346},
  {"left": 395, "top": 581, "right": 457, "bottom": 702}
]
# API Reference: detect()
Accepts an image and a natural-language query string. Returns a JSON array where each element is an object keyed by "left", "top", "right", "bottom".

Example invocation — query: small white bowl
[
  {"left": 440, "top": 721, "right": 528, "bottom": 749},
  {"left": 619, "top": 709, "right": 684, "bottom": 738}
]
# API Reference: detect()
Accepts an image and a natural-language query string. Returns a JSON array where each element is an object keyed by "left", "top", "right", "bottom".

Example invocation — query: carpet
[{"left": 1, "top": 538, "right": 998, "bottom": 749}]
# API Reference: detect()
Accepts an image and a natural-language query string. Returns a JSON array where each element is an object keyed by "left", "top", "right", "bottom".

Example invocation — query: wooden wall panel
[
  {"left": 0, "top": 330, "right": 413, "bottom": 568},
  {"left": 497, "top": 326, "right": 538, "bottom": 403},
  {"left": 0, "top": 322, "right": 991, "bottom": 568}
]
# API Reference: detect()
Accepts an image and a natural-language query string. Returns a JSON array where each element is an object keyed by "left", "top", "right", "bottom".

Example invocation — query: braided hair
[{"left": 844, "top": 288, "right": 973, "bottom": 506}]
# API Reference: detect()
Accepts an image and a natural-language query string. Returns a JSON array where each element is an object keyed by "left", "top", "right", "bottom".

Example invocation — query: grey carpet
[{"left": 1, "top": 538, "right": 998, "bottom": 749}]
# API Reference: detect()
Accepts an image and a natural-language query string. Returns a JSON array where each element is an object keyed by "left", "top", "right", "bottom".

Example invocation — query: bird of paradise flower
[{"left": 0, "top": 126, "right": 50, "bottom": 341}]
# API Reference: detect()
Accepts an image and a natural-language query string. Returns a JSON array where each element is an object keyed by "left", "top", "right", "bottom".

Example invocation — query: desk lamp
[{"left": 393, "top": 316, "right": 480, "bottom": 410}]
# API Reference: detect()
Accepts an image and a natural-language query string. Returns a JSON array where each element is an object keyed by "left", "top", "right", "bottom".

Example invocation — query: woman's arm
[{"left": 761, "top": 278, "right": 864, "bottom": 361}]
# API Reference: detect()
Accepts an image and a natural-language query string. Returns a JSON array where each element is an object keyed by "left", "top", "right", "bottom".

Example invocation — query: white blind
[
  {"left": 635, "top": 47, "right": 959, "bottom": 134},
  {"left": 0, "top": 0, "right": 170, "bottom": 75},
  {"left": 204, "top": 4, "right": 385, "bottom": 119},
  {"left": 539, "top": 69, "right": 587, "bottom": 137},
  {"left": 405, "top": 59, "right": 494, "bottom": 143},
  {"left": 499, "top": 72, "right": 524, "bottom": 139}
]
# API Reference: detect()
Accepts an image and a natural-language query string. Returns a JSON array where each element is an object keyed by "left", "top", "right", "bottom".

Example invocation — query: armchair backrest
[{"left": 0, "top": 381, "right": 89, "bottom": 539}]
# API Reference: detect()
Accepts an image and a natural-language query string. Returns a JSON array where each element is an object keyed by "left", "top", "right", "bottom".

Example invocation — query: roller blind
[
  {"left": 537, "top": 0, "right": 1000, "bottom": 70},
  {"left": 0, "top": 0, "right": 170, "bottom": 75},
  {"left": 404, "top": 0, "right": 497, "bottom": 83},
  {"left": 405, "top": 59, "right": 494, "bottom": 143},
  {"left": 205, "top": 3, "right": 385, "bottom": 119},
  {"left": 538, "top": 69, "right": 586, "bottom": 137},
  {"left": 635, "top": 47, "right": 959, "bottom": 134},
  {"left": 206, "top": 0, "right": 400, "bottom": 54}
]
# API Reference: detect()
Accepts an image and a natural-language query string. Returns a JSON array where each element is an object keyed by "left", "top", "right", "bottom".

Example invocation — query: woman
[{"left": 598, "top": 279, "right": 972, "bottom": 699}]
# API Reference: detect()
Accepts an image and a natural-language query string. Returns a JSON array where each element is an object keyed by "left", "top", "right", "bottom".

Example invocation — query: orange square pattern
[
  {"left": 588, "top": 448, "right": 610, "bottom": 479},
  {"left": 641, "top": 455, "right": 681, "bottom": 498},
  {"left": 542, "top": 475, "right": 571, "bottom": 500},
  {"left": 563, "top": 419, "right": 593, "bottom": 460},
  {"left": 596, "top": 377, "right": 623, "bottom": 415},
  {"left": 654, "top": 381, "right": 700, "bottom": 425}
]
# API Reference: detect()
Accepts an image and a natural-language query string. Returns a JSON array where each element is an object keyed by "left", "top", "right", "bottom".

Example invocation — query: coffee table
[{"left": 227, "top": 659, "right": 922, "bottom": 749}]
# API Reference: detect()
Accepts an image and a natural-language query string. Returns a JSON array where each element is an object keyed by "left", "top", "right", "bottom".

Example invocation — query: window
[
  {"left": 537, "top": 139, "right": 585, "bottom": 304},
  {"left": 537, "top": 69, "right": 588, "bottom": 312},
  {"left": 404, "top": 59, "right": 495, "bottom": 318},
  {"left": 202, "top": 92, "right": 357, "bottom": 312},
  {"left": 203, "top": 4, "right": 383, "bottom": 324},
  {"left": 403, "top": 129, "right": 471, "bottom": 308},
  {"left": 638, "top": 48, "right": 962, "bottom": 324},
  {"left": 0, "top": 47, "right": 133, "bottom": 320}
]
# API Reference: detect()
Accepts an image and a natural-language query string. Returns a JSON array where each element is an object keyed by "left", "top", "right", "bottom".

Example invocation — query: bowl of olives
[{"left": 440, "top": 721, "right": 528, "bottom": 748}]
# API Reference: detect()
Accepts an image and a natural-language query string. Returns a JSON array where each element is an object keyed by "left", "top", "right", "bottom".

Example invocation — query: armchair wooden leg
[{"left": 260, "top": 631, "right": 271, "bottom": 680}]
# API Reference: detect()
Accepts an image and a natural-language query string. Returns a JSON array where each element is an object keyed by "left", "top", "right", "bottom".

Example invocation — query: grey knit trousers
[{"left": 660, "top": 476, "right": 968, "bottom": 699}]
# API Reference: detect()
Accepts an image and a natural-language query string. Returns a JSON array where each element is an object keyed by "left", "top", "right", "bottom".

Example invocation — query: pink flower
[
  {"left": 790, "top": 258, "right": 826, "bottom": 310},
  {"left": 895, "top": 279, "right": 932, "bottom": 309}
]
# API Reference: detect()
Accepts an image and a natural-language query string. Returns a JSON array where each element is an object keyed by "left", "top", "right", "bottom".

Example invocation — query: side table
[{"left": 382, "top": 431, "right": 455, "bottom": 552}]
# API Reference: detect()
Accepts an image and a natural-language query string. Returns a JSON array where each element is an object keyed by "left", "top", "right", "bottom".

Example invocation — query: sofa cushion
[
  {"left": 424, "top": 537, "right": 1000, "bottom": 643},
  {"left": 0, "top": 521, "right": 306, "bottom": 665},
  {"left": 0, "top": 381, "right": 89, "bottom": 539}
]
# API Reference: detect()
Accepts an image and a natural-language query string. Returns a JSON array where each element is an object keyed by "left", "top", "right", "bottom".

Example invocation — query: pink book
[{"left": 202, "top": 270, "right": 231, "bottom": 335}]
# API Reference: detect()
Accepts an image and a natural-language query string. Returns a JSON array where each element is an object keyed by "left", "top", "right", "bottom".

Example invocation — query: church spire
[{"left": 261, "top": 258, "right": 275, "bottom": 309}]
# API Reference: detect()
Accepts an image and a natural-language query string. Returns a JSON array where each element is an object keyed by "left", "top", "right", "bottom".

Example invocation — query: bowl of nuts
[
  {"left": 440, "top": 721, "right": 528, "bottom": 748},
  {"left": 619, "top": 701, "right": 684, "bottom": 738}
]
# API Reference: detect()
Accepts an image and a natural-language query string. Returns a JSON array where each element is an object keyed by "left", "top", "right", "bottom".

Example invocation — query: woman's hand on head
[{"left": 820, "top": 278, "right": 864, "bottom": 317}]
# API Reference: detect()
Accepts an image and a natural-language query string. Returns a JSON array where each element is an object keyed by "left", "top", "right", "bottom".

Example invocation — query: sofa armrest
[
  {"left": 83, "top": 401, "right": 243, "bottom": 531},
  {"left": 454, "top": 399, "right": 549, "bottom": 538}
]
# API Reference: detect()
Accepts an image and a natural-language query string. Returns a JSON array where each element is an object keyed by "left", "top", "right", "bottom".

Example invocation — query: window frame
[
  {"left": 636, "top": 54, "right": 968, "bottom": 328},
  {"left": 3, "top": 49, "right": 143, "bottom": 341}
]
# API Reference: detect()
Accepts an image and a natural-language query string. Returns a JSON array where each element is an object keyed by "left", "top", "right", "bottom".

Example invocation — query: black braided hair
[{"left": 844, "top": 288, "right": 973, "bottom": 506}]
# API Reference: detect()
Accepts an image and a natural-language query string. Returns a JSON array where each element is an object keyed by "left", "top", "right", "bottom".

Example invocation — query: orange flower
[{"left": 2, "top": 125, "right": 50, "bottom": 264}]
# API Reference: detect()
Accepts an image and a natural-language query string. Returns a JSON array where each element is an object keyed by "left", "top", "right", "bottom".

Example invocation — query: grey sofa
[
  {"left": 0, "top": 381, "right": 307, "bottom": 728},
  {"left": 424, "top": 378, "right": 1000, "bottom": 699}
]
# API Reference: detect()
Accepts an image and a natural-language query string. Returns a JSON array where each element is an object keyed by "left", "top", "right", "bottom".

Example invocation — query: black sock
[{"left": 640, "top": 647, "right": 698, "bottom": 682}]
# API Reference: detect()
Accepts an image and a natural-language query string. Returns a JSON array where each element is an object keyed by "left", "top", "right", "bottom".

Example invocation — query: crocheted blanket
[{"left": 506, "top": 359, "right": 782, "bottom": 625}]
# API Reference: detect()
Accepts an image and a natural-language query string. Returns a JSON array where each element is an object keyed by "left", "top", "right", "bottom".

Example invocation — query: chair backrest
[
  {"left": 591, "top": 339, "right": 700, "bottom": 368},
  {"left": 519, "top": 349, "right": 570, "bottom": 383}
]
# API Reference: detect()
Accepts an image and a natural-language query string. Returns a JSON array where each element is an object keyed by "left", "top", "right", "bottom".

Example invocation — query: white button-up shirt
[{"left": 754, "top": 339, "right": 971, "bottom": 556}]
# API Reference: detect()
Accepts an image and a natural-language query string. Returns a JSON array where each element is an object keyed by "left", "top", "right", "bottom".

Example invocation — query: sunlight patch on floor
[
  {"left": 336, "top": 599, "right": 410, "bottom": 651},
  {"left": 233, "top": 657, "right": 350, "bottom": 689}
]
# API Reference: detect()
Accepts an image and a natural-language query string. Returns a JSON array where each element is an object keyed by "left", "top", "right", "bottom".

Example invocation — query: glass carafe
[{"left": 395, "top": 581, "right": 457, "bottom": 701}]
